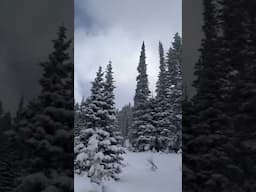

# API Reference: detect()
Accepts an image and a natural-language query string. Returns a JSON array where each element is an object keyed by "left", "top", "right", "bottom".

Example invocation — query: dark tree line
[
  {"left": 183, "top": 0, "right": 256, "bottom": 191},
  {"left": 0, "top": 101, "right": 17, "bottom": 191},
  {"left": 117, "top": 103, "right": 132, "bottom": 141}
]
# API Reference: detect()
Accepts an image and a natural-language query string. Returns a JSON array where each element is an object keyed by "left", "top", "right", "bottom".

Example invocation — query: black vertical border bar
[
  {"left": 182, "top": 0, "right": 256, "bottom": 191},
  {"left": 0, "top": 0, "right": 74, "bottom": 191}
]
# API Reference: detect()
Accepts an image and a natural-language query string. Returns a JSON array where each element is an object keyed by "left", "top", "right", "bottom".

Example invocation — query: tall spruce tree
[
  {"left": 15, "top": 26, "right": 74, "bottom": 192},
  {"left": 154, "top": 41, "right": 175, "bottom": 151},
  {"left": 159, "top": 33, "right": 183, "bottom": 152},
  {"left": 129, "top": 42, "right": 153, "bottom": 151},
  {"left": 170, "top": 33, "right": 182, "bottom": 151},
  {"left": 156, "top": 41, "right": 167, "bottom": 100},
  {"left": 134, "top": 42, "right": 150, "bottom": 106},
  {"left": 103, "top": 61, "right": 124, "bottom": 165},
  {"left": 104, "top": 61, "right": 123, "bottom": 145},
  {"left": 183, "top": 1, "right": 241, "bottom": 191}
]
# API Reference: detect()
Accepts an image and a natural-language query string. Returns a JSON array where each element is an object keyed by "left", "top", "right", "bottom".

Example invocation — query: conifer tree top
[
  {"left": 172, "top": 33, "right": 182, "bottom": 50},
  {"left": 91, "top": 66, "right": 104, "bottom": 97},
  {"left": 40, "top": 25, "right": 72, "bottom": 94},
  {"left": 105, "top": 61, "right": 115, "bottom": 93},
  {"left": 134, "top": 42, "right": 150, "bottom": 106},
  {"left": 156, "top": 41, "right": 167, "bottom": 99}
]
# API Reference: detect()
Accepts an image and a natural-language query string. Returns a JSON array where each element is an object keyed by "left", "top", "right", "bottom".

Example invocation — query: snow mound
[{"left": 75, "top": 151, "right": 181, "bottom": 192}]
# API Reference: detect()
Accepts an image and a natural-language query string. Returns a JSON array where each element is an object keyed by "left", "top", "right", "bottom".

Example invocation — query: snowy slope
[{"left": 75, "top": 151, "right": 182, "bottom": 192}]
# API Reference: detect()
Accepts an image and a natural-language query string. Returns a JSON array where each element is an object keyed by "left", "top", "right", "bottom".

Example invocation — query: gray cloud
[
  {"left": 0, "top": 0, "right": 73, "bottom": 113},
  {"left": 75, "top": 0, "right": 181, "bottom": 108}
]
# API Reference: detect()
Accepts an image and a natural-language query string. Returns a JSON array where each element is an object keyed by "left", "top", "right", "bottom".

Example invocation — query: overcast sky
[
  {"left": 75, "top": 0, "right": 182, "bottom": 109},
  {"left": 0, "top": 0, "right": 73, "bottom": 113}
]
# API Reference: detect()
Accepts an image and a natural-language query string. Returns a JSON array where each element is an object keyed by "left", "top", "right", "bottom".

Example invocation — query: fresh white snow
[{"left": 75, "top": 151, "right": 182, "bottom": 192}]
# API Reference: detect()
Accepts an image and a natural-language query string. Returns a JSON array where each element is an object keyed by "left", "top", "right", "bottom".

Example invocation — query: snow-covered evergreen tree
[
  {"left": 75, "top": 65, "right": 124, "bottom": 182},
  {"left": 156, "top": 41, "right": 168, "bottom": 99},
  {"left": 75, "top": 66, "right": 106, "bottom": 175},
  {"left": 103, "top": 61, "right": 123, "bottom": 146},
  {"left": 154, "top": 41, "right": 175, "bottom": 152},
  {"left": 129, "top": 42, "right": 153, "bottom": 151},
  {"left": 133, "top": 42, "right": 150, "bottom": 107},
  {"left": 129, "top": 39, "right": 182, "bottom": 152},
  {"left": 168, "top": 33, "right": 182, "bottom": 151}
]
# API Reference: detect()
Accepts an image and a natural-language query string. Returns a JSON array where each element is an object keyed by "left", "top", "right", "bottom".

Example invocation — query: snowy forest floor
[{"left": 75, "top": 151, "right": 182, "bottom": 192}]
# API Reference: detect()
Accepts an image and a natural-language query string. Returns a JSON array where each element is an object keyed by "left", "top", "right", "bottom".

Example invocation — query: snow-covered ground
[{"left": 75, "top": 151, "right": 182, "bottom": 192}]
